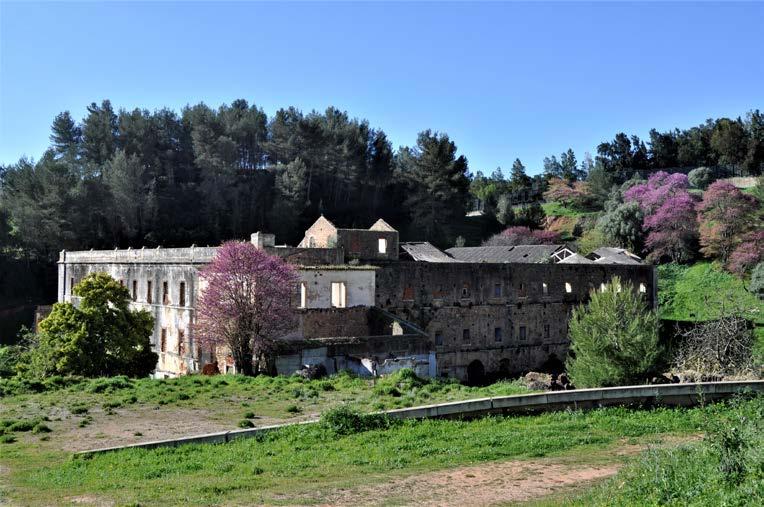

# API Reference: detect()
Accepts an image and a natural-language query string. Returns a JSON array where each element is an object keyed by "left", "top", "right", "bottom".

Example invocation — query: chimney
[{"left": 250, "top": 232, "right": 275, "bottom": 249}]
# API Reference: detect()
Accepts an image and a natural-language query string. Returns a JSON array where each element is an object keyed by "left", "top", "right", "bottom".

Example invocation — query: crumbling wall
[
  {"left": 275, "top": 333, "right": 432, "bottom": 377},
  {"left": 298, "top": 307, "right": 371, "bottom": 338},
  {"left": 374, "top": 261, "right": 655, "bottom": 380},
  {"left": 298, "top": 267, "right": 376, "bottom": 309},
  {"left": 267, "top": 246, "right": 343, "bottom": 265},
  {"left": 336, "top": 229, "right": 399, "bottom": 261},
  {"left": 299, "top": 216, "right": 337, "bottom": 247}
]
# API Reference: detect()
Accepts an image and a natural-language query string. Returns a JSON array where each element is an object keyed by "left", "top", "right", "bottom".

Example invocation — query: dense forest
[{"left": 1, "top": 99, "right": 763, "bottom": 343}]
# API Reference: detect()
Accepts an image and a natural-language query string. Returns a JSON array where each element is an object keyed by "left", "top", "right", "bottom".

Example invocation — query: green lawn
[
  {"left": 540, "top": 202, "right": 598, "bottom": 218},
  {"left": 542, "top": 394, "right": 764, "bottom": 506},
  {"left": 0, "top": 370, "right": 529, "bottom": 423},
  {"left": 657, "top": 261, "right": 763, "bottom": 322},
  {"left": 4, "top": 393, "right": 755, "bottom": 506}
]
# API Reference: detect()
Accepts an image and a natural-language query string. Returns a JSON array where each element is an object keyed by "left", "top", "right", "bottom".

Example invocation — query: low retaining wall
[
  {"left": 384, "top": 380, "right": 764, "bottom": 420},
  {"left": 77, "top": 381, "right": 763, "bottom": 456}
]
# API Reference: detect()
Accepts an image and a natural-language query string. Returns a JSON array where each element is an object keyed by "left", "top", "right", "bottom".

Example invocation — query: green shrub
[
  {"left": 373, "top": 385, "right": 401, "bottom": 397},
  {"left": 243, "top": 411, "right": 255, "bottom": 419},
  {"left": 751, "top": 263, "right": 764, "bottom": 300},
  {"left": 286, "top": 405, "right": 301, "bottom": 414},
  {"left": 87, "top": 376, "right": 133, "bottom": 393},
  {"left": 0, "top": 345, "right": 23, "bottom": 378},
  {"left": 8, "top": 420, "right": 36, "bottom": 432},
  {"left": 238, "top": 419, "right": 254, "bottom": 428},
  {"left": 32, "top": 422, "right": 52, "bottom": 434},
  {"left": 70, "top": 405, "right": 89, "bottom": 415},
  {"left": 688, "top": 166, "right": 714, "bottom": 189},
  {"left": 102, "top": 399, "right": 123, "bottom": 409},
  {"left": 567, "top": 277, "right": 662, "bottom": 387},
  {"left": 320, "top": 406, "right": 397, "bottom": 436},
  {"left": 1, "top": 434, "right": 16, "bottom": 444}
]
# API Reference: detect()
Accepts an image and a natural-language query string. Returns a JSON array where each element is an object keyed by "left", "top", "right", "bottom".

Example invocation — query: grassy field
[
  {"left": 538, "top": 394, "right": 764, "bottom": 506},
  {"left": 1, "top": 369, "right": 528, "bottom": 420},
  {"left": 0, "top": 370, "right": 530, "bottom": 452},
  {"left": 4, "top": 391, "right": 756, "bottom": 506}
]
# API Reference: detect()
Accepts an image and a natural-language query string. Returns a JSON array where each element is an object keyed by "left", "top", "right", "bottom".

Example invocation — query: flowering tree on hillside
[
  {"left": 195, "top": 241, "right": 298, "bottom": 376},
  {"left": 642, "top": 193, "right": 699, "bottom": 263},
  {"left": 543, "top": 178, "right": 593, "bottom": 209},
  {"left": 696, "top": 181, "right": 760, "bottom": 262},
  {"left": 625, "top": 171, "right": 698, "bottom": 263},
  {"left": 623, "top": 171, "right": 690, "bottom": 213},
  {"left": 483, "top": 226, "right": 560, "bottom": 246},
  {"left": 727, "top": 231, "right": 764, "bottom": 275}
]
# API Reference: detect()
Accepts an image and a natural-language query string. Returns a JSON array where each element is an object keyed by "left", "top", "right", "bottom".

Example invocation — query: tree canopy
[{"left": 20, "top": 273, "right": 156, "bottom": 378}]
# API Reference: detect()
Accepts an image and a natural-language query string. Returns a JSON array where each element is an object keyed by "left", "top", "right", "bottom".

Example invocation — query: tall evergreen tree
[
  {"left": 49, "top": 111, "right": 81, "bottom": 160},
  {"left": 397, "top": 130, "right": 470, "bottom": 246},
  {"left": 81, "top": 100, "right": 118, "bottom": 168}
]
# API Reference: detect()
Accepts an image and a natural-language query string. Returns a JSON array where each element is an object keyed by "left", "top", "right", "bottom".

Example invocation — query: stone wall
[
  {"left": 374, "top": 261, "right": 655, "bottom": 381},
  {"left": 299, "top": 216, "right": 337, "bottom": 248},
  {"left": 336, "top": 229, "right": 399, "bottom": 262},
  {"left": 298, "top": 307, "right": 372, "bottom": 338},
  {"left": 298, "top": 267, "right": 376, "bottom": 309},
  {"left": 267, "top": 246, "right": 343, "bottom": 265}
]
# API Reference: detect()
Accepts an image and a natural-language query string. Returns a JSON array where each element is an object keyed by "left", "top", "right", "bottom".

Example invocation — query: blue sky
[{"left": 1, "top": 1, "right": 762, "bottom": 175}]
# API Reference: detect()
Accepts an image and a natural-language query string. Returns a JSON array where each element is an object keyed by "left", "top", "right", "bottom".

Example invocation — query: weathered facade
[{"left": 58, "top": 217, "right": 656, "bottom": 382}]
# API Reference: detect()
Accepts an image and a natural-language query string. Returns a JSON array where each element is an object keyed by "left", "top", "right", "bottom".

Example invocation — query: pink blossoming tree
[
  {"left": 625, "top": 171, "right": 699, "bottom": 263},
  {"left": 642, "top": 193, "right": 698, "bottom": 263},
  {"left": 727, "top": 231, "right": 764, "bottom": 275},
  {"left": 543, "top": 178, "right": 593, "bottom": 209},
  {"left": 195, "top": 241, "right": 298, "bottom": 376},
  {"left": 483, "top": 226, "right": 561, "bottom": 246},
  {"left": 696, "top": 181, "right": 760, "bottom": 262}
]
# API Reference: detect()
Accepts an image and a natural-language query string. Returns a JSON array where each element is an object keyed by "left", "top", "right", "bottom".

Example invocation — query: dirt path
[
  {"left": 321, "top": 460, "right": 619, "bottom": 506},
  {"left": 54, "top": 462, "right": 617, "bottom": 507},
  {"left": 55, "top": 406, "right": 308, "bottom": 452},
  {"left": 299, "top": 437, "right": 699, "bottom": 507}
]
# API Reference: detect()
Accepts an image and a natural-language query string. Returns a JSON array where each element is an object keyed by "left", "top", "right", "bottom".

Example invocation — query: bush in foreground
[
  {"left": 566, "top": 277, "right": 662, "bottom": 387},
  {"left": 320, "top": 406, "right": 398, "bottom": 436}
]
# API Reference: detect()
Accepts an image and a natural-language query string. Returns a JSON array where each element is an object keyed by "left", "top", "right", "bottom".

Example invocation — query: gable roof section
[
  {"left": 310, "top": 215, "right": 337, "bottom": 230},
  {"left": 557, "top": 253, "right": 596, "bottom": 264},
  {"left": 588, "top": 247, "right": 643, "bottom": 265},
  {"left": 369, "top": 219, "right": 397, "bottom": 232},
  {"left": 445, "top": 245, "right": 564, "bottom": 263},
  {"left": 400, "top": 242, "right": 458, "bottom": 262}
]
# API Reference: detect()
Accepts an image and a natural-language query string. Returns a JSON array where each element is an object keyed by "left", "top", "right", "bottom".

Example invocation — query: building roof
[
  {"left": 445, "top": 245, "right": 564, "bottom": 263},
  {"left": 299, "top": 265, "right": 378, "bottom": 271},
  {"left": 588, "top": 247, "right": 643, "bottom": 265},
  {"left": 557, "top": 253, "right": 596, "bottom": 264},
  {"left": 400, "top": 242, "right": 459, "bottom": 263},
  {"left": 369, "top": 218, "right": 397, "bottom": 232}
]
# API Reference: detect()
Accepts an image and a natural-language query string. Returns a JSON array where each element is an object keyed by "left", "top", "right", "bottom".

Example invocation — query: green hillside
[{"left": 658, "top": 262, "right": 764, "bottom": 360}]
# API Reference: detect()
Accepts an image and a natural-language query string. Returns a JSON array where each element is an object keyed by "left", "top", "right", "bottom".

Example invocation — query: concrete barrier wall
[{"left": 77, "top": 381, "right": 764, "bottom": 456}]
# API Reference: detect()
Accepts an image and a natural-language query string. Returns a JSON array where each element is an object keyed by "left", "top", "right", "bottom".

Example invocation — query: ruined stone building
[{"left": 58, "top": 217, "right": 655, "bottom": 383}]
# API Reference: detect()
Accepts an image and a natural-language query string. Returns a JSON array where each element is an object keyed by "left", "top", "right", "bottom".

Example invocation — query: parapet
[{"left": 59, "top": 246, "right": 220, "bottom": 265}]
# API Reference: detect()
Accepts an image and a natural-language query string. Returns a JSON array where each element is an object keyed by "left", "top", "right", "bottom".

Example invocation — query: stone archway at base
[{"left": 467, "top": 359, "right": 485, "bottom": 386}]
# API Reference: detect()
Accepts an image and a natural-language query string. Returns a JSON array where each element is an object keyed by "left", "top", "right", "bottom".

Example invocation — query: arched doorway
[
  {"left": 466, "top": 360, "right": 485, "bottom": 386},
  {"left": 498, "top": 358, "right": 512, "bottom": 378},
  {"left": 540, "top": 353, "right": 565, "bottom": 375}
]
